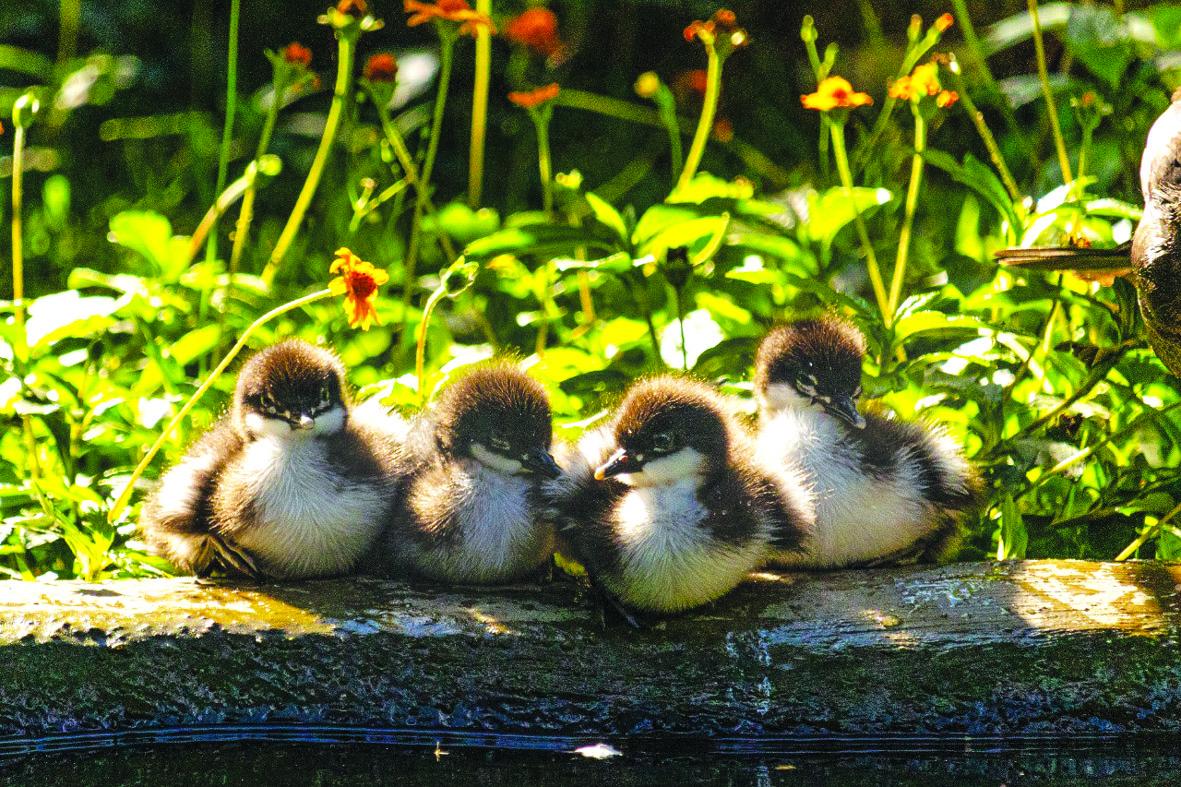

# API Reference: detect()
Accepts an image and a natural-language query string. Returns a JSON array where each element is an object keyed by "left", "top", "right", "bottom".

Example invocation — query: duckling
[
  {"left": 140, "top": 340, "right": 397, "bottom": 580},
  {"left": 753, "top": 318, "right": 979, "bottom": 568},
  {"left": 366, "top": 364, "right": 561, "bottom": 584},
  {"left": 547, "top": 376, "right": 812, "bottom": 620}
]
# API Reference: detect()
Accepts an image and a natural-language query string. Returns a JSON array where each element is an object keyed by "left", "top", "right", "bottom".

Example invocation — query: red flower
[
  {"left": 508, "top": 82, "right": 560, "bottom": 109},
  {"left": 363, "top": 53, "right": 398, "bottom": 83},
  {"left": 281, "top": 42, "right": 313, "bottom": 67},
  {"left": 405, "top": 0, "right": 495, "bottom": 36},
  {"left": 328, "top": 248, "right": 389, "bottom": 331},
  {"left": 504, "top": 8, "right": 563, "bottom": 57}
]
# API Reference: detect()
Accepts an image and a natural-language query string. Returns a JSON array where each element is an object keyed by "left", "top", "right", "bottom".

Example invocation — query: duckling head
[
  {"left": 755, "top": 317, "right": 867, "bottom": 429},
  {"left": 234, "top": 340, "right": 348, "bottom": 440},
  {"left": 433, "top": 365, "right": 561, "bottom": 479},
  {"left": 595, "top": 377, "right": 731, "bottom": 487}
]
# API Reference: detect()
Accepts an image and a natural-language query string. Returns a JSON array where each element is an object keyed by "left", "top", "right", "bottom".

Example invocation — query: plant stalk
[
  {"left": 206, "top": 0, "right": 240, "bottom": 265},
  {"left": 888, "top": 112, "right": 927, "bottom": 317},
  {"left": 468, "top": 0, "right": 492, "bottom": 206},
  {"left": 1028, "top": 0, "right": 1073, "bottom": 185},
  {"left": 676, "top": 40, "right": 721, "bottom": 190},
  {"left": 829, "top": 120, "right": 891, "bottom": 321},
  {"left": 262, "top": 31, "right": 357, "bottom": 284}
]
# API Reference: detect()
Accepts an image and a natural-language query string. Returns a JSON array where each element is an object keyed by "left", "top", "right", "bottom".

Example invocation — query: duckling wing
[{"left": 139, "top": 418, "right": 243, "bottom": 575}]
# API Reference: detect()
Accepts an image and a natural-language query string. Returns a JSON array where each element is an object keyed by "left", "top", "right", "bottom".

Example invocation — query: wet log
[{"left": 1, "top": 560, "right": 1180, "bottom": 742}]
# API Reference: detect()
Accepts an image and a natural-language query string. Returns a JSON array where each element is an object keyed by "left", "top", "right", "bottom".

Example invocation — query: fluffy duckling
[
  {"left": 140, "top": 340, "right": 398, "bottom": 580},
  {"left": 366, "top": 364, "right": 561, "bottom": 584},
  {"left": 754, "top": 318, "right": 979, "bottom": 568},
  {"left": 547, "top": 377, "right": 812, "bottom": 620}
]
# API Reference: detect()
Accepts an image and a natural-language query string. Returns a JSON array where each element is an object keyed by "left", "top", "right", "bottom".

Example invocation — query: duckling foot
[{"left": 209, "top": 536, "right": 263, "bottom": 582}]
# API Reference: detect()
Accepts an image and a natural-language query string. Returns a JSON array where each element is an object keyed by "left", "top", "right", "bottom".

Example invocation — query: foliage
[{"left": 2, "top": 0, "right": 1181, "bottom": 579}]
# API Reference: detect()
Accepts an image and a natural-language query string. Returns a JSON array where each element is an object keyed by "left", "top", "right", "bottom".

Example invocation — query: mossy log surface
[{"left": 2, "top": 559, "right": 1181, "bottom": 741}]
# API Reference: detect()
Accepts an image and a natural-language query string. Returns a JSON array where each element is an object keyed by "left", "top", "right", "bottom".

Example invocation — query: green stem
[
  {"left": 206, "top": 0, "right": 240, "bottom": 265},
  {"left": 675, "top": 286, "right": 689, "bottom": 370},
  {"left": 829, "top": 119, "right": 891, "bottom": 322},
  {"left": 416, "top": 286, "right": 447, "bottom": 405},
  {"left": 107, "top": 288, "right": 334, "bottom": 524},
  {"left": 949, "top": 64, "right": 1021, "bottom": 201},
  {"left": 854, "top": 32, "right": 941, "bottom": 175},
  {"left": 56, "top": 0, "right": 80, "bottom": 65},
  {"left": 949, "top": 0, "right": 1028, "bottom": 160},
  {"left": 534, "top": 113, "right": 554, "bottom": 215},
  {"left": 372, "top": 98, "right": 456, "bottom": 259},
  {"left": 888, "top": 111, "right": 926, "bottom": 317},
  {"left": 676, "top": 41, "right": 721, "bottom": 190},
  {"left": 468, "top": 0, "right": 492, "bottom": 207},
  {"left": 11, "top": 124, "right": 26, "bottom": 340},
  {"left": 401, "top": 34, "right": 455, "bottom": 339},
  {"left": 220, "top": 81, "right": 287, "bottom": 353},
  {"left": 188, "top": 165, "right": 260, "bottom": 263},
  {"left": 1028, "top": 0, "right": 1073, "bottom": 185},
  {"left": 262, "top": 31, "right": 357, "bottom": 285},
  {"left": 654, "top": 91, "right": 684, "bottom": 185}
]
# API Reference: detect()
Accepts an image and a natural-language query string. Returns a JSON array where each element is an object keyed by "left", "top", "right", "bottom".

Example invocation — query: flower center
[{"left": 350, "top": 273, "right": 377, "bottom": 299}]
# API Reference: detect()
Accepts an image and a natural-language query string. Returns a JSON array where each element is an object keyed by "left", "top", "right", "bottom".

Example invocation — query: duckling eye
[
  {"left": 651, "top": 432, "right": 675, "bottom": 453},
  {"left": 319, "top": 385, "right": 331, "bottom": 404},
  {"left": 489, "top": 435, "right": 511, "bottom": 453},
  {"left": 259, "top": 392, "right": 278, "bottom": 412}
]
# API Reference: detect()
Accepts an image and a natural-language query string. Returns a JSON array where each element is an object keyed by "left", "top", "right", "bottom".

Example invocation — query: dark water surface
[{"left": 1, "top": 727, "right": 1178, "bottom": 785}]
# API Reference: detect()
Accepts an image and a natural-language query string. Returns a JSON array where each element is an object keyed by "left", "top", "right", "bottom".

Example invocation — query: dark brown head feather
[
  {"left": 613, "top": 376, "right": 737, "bottom": 467},
  {"left": 433, "top": 364, "right": 553, "bottom": 455},
  {"left": 233, "top": 340, "right": 348, "bottom": 427},
  {"left": 754, "top": 317, "right": 865, "bottom": 399}
]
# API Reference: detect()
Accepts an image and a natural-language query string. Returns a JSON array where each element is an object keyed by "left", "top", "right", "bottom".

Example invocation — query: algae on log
[{"left": 1, "top": 559, "right": 1180, "bottom": 740}]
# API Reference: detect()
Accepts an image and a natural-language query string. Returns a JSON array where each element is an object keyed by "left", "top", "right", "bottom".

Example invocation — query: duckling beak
[
  {"left": 521, "top": 447, "right": 562, "bottom": 479},
  {"left": 594, "top": 448, "right": 641, "bottom": 480},
  {"left": 295, "top": 413, "right": 316, "bottom": 431},
  {"left": 824, "top": 397, "right": 866, "bottom": 429}
]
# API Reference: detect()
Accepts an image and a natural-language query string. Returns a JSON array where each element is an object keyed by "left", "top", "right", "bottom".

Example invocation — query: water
[{"left": 1, "top": 727, "right": 1177, "bottom": 786}]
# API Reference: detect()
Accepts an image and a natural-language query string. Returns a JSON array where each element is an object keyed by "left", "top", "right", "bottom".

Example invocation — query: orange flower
[
  {"left": 684, "top": 8, "right": 748, "bottom": 51},
  {"left": 890, "top": 61, "right": 957, "bottom": 108},
  {"left": 404, "top": 0, "right": 495, "bottom": 36},
  {"left": 504, "top": 7, "right": 562, "bottom": 57},
  {"left": 934, "top": 12, "right": 954, "bottom": 32},
  {"left": 508, "top": 82, "right": 560, "bottom": 109},
  {"left": 337, "top": 0, "right": 368, "bottom": 16},
  {"left": 282, "top": 42, "right": 312, "bottom": 67},
  {"left": 801, "top": 76, "right": 873, "bottom": 111},
  {"left": 363, "top": 52, "right": 398, "bottom": 82},
  {"left": 686, "top": 68, "right": 708, "bottom": 95},
  {"left": 328, "top": 248, "right": 389, "bottom": 331}
]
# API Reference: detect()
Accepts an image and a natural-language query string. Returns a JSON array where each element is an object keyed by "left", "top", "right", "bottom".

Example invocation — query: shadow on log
[{"left": 1, "top": 560, "right": 1180, "bottom": 741}]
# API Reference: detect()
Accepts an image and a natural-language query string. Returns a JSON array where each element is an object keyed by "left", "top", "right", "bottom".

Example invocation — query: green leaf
[
  {"left": 894, "top": 310, "right": 986, "bottom": 342},
  {"left": 998, "top": 493, "right": 1028, "bottom": 560},
  {"left": 803, "top": 186, "right": 892, "bottom": 250},
  {"left": 666, "top": 172, "right": 754, "bottom": 204},
  {"left": 553, "top": 251, "right": 634, "bottom": 274},
  {"left": 922, "top": 150, "right": 1020, "bottom": 239},
  {"left": 635, "top": 213, "right": 731, "bottom": 267},
  {"left": 0, "top": 46, "right": 54, "bottom": 79},
  {"left": 25, "top": 291, "right": 122, "bottom": 350},
  {"left": 585, "top": 192, "right": 629, "bottom": 244},
  {"left": 168, "top": 325, "right": 221, "bottom": 366},
  {"left": 1063, "top": 4, "right": 1134, "bottom": 88},
  {"left": 107, "top": 211, "right": 187, "bottom": 278},
  {"left": 464, "top": 224, "right": 618, "bottom": 260},
  {"left": 420, "top": 201, "right": 501, "bottom": 245},
  {"left": 982, "top": 2, "right": 1073, "bottom": 55}
]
